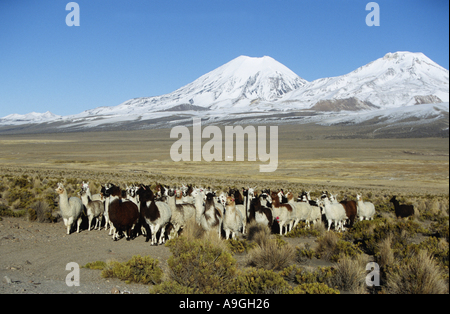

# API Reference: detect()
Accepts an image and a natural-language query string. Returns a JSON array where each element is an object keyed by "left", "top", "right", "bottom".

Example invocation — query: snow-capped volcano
[
  {"left": 80, "top": 55, "right": 307, "bottom": 118},
  {"left": 280, "top": 51, "right": 449, "bottom": 109}
]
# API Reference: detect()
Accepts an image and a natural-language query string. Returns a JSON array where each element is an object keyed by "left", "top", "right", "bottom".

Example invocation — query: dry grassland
[{"left": 0, "top": 124, "right": 448, "bottom": 194}]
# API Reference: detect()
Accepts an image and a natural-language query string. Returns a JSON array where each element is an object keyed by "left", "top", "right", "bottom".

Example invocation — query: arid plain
[{"left": 0, "top": 123, "right": 448, "bottom": 194}]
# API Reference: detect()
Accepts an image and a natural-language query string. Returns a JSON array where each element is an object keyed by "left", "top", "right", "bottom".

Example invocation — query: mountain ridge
[{"left": 0, "top": 51, "right": 448, "bottom": 137}]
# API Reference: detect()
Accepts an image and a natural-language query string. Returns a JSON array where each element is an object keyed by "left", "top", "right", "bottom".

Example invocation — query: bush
[
  {"left": 82, "top": 261, "right": 107, "bottom": 270},
  {"left": 230, "top": 268, "right": 291, "bottom": 294},
  {"left": 330, "top": 255, "right": 368, "bottom": 293},
  {"left": 316, "top": 232, "right": 362, "bottom": 262},
  {"left": 150, "top": 280, "right": 196, "bottom": 294},
  {"left": 164, "top": 236, "right": 237, "bottom": 294},
  {"left": 102, "top": 255, "right": 163, "bottom": 285},
  {"left": 28, "top": 200, "right": 57, "bottom": 223},
  {"left": 246, "top": 238, "right": 295, "bottom": 271},
  {"left": 0, "top": 204, "right": 26, "bottom": 218},
  {"left": 285, "top": 221, "right": 321, "bottom": 238},
  {"left": 290, "top": 282, "right": 339, "bottom": 294},
  {"left": 226, "top": 238, "right": 257, "bottom": 254},
  {"left": 281, "top": 265, "right": 336, "bottom": 286},
  {"left": 385, "top": 250, "right": 448, "bottom": 294}
]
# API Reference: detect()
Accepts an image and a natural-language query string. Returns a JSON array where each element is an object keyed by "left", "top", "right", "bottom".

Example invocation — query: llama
[
  {"left": 322, "top": 197, "right": 348, "bottom": 232},
  {"left": 247, "top": 192, "right": 273, "bottom": 229},
  {"left": 180, "top": 184, "right": 194, "bottom": 204},
  {"left": 125, "top": 184, "right": 139, "bottom": 206},
  {"left": 108, "top": 194, "right": 140, "bottom": 241},
  {"left": 223, "top": 196, "right": 244, "bottom": 239},
  {"left": 79, "top": 190, "right": 104, "bottom": 231},
  {"left": 81, "top": 181, "right": 102, "bottom": 201},
  {"left": 229, "top": 188, "right": 244, "bottom": 205},
  {"left": 356, "top": 194, "right": 376, "bottom": 221},
  {"left": 194, "top": 191, "right": 222, "bottom": 237},
  {"left": 299, "top": 193, "right": 322, "bottom": 227},
  {"left": 339, "top": 197, "right": 357, "bottom": 227},
  {"left": 136, "top": 185, "right": 172, "bottom": 246},
  {"left": 286, "top": 191, "right": 312, "bottom": 229},
  {"left": 270, "top": 191, "right": 293, "bottom": 235},
  {"left": 390, "top": 196, "right": 416, "bottom": 219},
  {"left": 102, "top": 183, "right": 122, "bottom": 235},
  {"left": 167, "top": 187, "right": 195, "bottom": 238},
  {"left": 55, "top": 182, "right": 83, "bottom": 235}
]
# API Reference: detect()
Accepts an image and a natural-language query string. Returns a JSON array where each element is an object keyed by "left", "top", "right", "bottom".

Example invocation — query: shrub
[
  {"left": 246, "top": 221, "right": 272, "bottom": 247},
  {"left": 385, "top": 250, "right": 448, "bottom": 294},
  {"left": 150, "top": 280, "right": 196, "bottom": 294},
  {"left": 226, "top": 238, "right": 257, "bottom": 254},
  {"left": 316, "top": 232, "right": 362, "bottom": 262},
  {"left": 290, "top": 282, "right": 339, "bottom": 294},
  {"left": 28, "top": 200, "right": 57, "bottom": 223},
  {"left": 376, "top": 234, "right": 395, "bottom": 269},
  {"left": 82, "top": 261, "right": 107, "bottom": 270},
  {"left": 296, "top": 243, "right": 316, "bottom": 262},
  {"left": 281, "top": 265, "right": 336, "bottom": 286},
  {"left": 230, "top": 268, "right": 291, "bottom": 294},
  {"left": 330, "top": 255, "right": 368, "bottom": 293},
  {"left": 102, "top": 255, "right": 163, "bottom": 285},
  {"left": 164, "top": 236, "right": 237, "bottom": 294},
  {"left": 285, "top": 221, "right": 321, "bottom": 238},
  {"left": 0, "top": 204, "right": 26, "bottom": 218},
  {"left": 246, "top": 238, "right": 295, "bottom": 271}
]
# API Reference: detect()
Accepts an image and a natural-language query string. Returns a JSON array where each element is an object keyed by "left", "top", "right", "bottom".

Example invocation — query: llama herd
[{"left": 55, "top": 181, "right": 414, "bottom": 243}]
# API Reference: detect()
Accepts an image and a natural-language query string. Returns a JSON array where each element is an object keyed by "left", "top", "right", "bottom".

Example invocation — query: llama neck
[
  {"left": 194, "top": 195, "right": 204, "bottom": 210},
  {"left": 167, "top": 195, "right": 176, "bottom": 207},
  {"left": 81, "top": 194, "right": 88, "bottom": 206},
  {"left": 59, "top": 191, "right": 70, "bottom": 210}
]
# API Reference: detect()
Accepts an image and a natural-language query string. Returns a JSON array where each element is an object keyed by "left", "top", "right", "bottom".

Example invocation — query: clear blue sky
[{"left": 0, "top": 0, "right": 448, "bottom": 117}]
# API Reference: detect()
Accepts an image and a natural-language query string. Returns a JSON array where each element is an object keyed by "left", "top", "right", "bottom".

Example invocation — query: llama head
[
  {"left": 226, "top": 195, "right": 235, "bottom": 206},
  {"left": 55, "top": 182, "right": 65, "bottom": 195},
  {"left": 285, "top": 191, "right": 294, "bottom": 202}
]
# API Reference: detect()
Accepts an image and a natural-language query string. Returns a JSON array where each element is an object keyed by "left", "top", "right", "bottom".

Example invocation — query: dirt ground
[
  {"left": 0, "top": 216, "right": 170, "bottom": 294},
  {"left": 0, "top": 216, "right": 327, "bottom": 294}
]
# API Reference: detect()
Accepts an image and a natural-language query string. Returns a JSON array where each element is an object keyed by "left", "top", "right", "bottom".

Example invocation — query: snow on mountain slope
[
  {"left": 0, "top": 111, "right": 61, "bottom": 125},
  {"left": 315, "top": 102, "right": 449, "bottom": 126},
  {"left": 279, "top": 51, "right": 449, "bottom": 109},
  {"left": 0, "top": 52, "right": 448, "bottom": 131},
  {"left": 75, "top": 55, "right": 307, "bottom": 120}
]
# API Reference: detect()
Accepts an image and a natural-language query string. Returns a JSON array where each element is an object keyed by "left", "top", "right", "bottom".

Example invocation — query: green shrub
[
  {"left": 290, "top": 282, "right": 339, "bottom": 294},
  {"left": 164, "top": 236, "right": 237, "bottom": 293},
  {"left": 230, "top": 268, "right": 291, "bottom": 294},
  {"left": 316, "top": 232, "right": 362, "bottom": 262},
  {"left": 281, "top": 265, "right": 336, "bottom": 286},
  {"left": 285, "top": 222, "right": 321, "bottom": 238},
  {"left": 0, "top": 204, "right": 26, "bottom": 218},
  {"left": 82, "top": 261, "right": 107, "bottom": 270},
  {"left": 102, "top": 255, "right": 163, "bottom": 285},
  {"left": 150, "top": 280, "right": 196, "bottom": 294},
  {"left": 296, "top": 243, "right": 316, "bottom": 262},
  {"left": 226, "top": 238, "right": 257, "bottom": 254}
]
